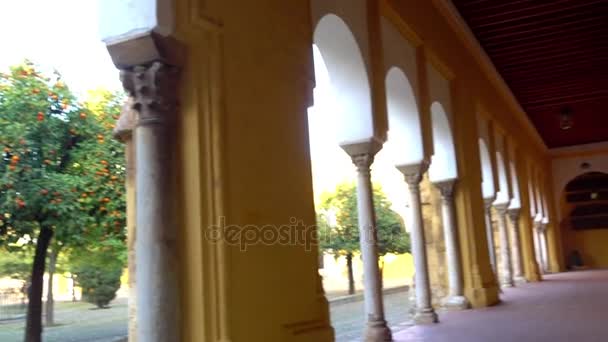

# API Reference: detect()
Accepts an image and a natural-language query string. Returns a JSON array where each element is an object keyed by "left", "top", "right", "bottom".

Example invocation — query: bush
[{"left": 74, "top": 264, "right": 122, "bottom": 308}]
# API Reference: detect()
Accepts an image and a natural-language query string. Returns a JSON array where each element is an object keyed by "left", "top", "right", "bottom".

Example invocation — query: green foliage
[
  {"left": 317, "top": 182, "right": 410, "bottom": 257},
  {"left": 71, "top": 238, "right": 126, "bottom": 308},
  {"left": 0, "top": 60, "right": 126, "bottom": 251},
  {"left": 0, "top": 248, "right": 31, "bottom": 282}
]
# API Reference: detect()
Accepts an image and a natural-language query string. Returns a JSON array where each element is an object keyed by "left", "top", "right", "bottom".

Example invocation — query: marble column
[
  {"left": 483, "top": 198, "right": 498, "bottom": 276},
  {"left": 494, "top": 204, "right": 514, "bottom": 288},
  {"left": 533, "top": 221, "right": 544, "bottom": 274},
  {"left": 507, "top": 209, "right": 526, "bottom": 284},
  {"left": 121, "top": 62, "right": 181, "bottom": 342},
  {"left": 113, "top": 99, "right": 138, "bottom": 341},
  {"left": 539, "top": 223, "right": 550, "bottom": 273},
  {"left": 398, "top": 162, "right": 438, "bottom": 324},
  {"left": 434, "top": 180, "right": 469, "bottom": 310},
  {"left": 349, "top": 148, "right": 392, "bottom": 341}
]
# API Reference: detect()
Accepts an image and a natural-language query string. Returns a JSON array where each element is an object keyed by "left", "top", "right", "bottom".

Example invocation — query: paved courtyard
[
  {"left": 394, "top": 270, "right": 608, "bottom": 342},
  {"left": 330, "top": 290, "right": 412, "bottom": 341},
  {"left": 0, "top": 299, "right": 128, "bottom": 342}
]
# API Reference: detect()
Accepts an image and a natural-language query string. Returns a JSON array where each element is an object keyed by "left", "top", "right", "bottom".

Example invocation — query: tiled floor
[{"left": 394, "top": 269, "right": 608, "bottom": 342}]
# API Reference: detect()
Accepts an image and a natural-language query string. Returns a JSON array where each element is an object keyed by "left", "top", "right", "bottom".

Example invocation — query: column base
[
  {"left": 364, "top": 319, "right": 392, "bottom": 342},
  {"left": 441, "top": 295, "right": 470, "bottom": 311},
  {"left": 514, "top": 276, "right": 528, "bottom": 285},
  {"left": 413, "top": 309, "right": 439, "bottom": 325},
  {"left": 500, "top": 280, "right": 514, "bottom": 288}
]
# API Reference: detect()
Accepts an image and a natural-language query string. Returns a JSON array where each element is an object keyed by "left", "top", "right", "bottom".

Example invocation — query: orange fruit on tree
[{"left": 79, "top": 112, "right": 86, "bottom": 119}]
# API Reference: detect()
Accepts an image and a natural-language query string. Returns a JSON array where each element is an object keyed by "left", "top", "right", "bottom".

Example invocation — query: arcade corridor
[{"left": 395, "top": 270, "right": 608, "bottom": 342}]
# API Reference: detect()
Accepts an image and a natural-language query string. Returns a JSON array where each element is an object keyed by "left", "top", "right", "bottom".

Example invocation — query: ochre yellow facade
[
  {"left": 97, "top": 0, "right": 608, "bottom": 340},
  {"left": 168, "top": 0, "right": 563, "bottom": 340}
]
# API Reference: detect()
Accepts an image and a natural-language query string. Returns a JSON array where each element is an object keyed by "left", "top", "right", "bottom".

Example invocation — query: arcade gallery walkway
[{"left": 394, "top": 270, "right": 608, "bottom": 342}]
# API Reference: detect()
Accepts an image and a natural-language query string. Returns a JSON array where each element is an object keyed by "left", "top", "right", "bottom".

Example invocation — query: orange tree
[
  {"left": 0, "top": 62, "right": 126, "bottom": 342},
  {"left": 317, "top": 183, "right": 410, "bottom": 294}
]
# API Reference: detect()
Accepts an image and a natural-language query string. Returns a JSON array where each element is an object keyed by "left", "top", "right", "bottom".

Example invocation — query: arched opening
[
  {"left": 479, "top": 138, "right": 496, "bottom": 199},
  {"left": 384, "top": 67, "right": 424, "bottom": 166},
  {"left": 494, "top": 150, "right": 510, "bottom": 205},
  {"left": 309, "top": 14, "right": 412, "bottom": 340},
  {"left": 312, "top": 14, "right": 372, "bottom": 145},
  {"left": 560, "top": 172, "right": 608, "bottom": 269},
  {"left": 509, "top": 161, "right": 521, "bottom": 210},
  {"left": 428, "top": 102, "right": 457, "bottom": 182}
]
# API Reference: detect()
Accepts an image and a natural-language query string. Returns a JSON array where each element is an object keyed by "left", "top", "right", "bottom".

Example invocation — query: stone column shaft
[
  {"left": 399, "top": 163, "right": 438, "bottom": 324},
  {"left": 507, "top": 209, "right": 526, "bottom": 284},
  {"left": 483, "top": 199, "right": 497, "bottom": 276},
  {"left": 351, "top": 153, "right": 392, "bottom": 341},
  {"left": 114, "top": 98, "right": 138, "bottom": 341},
  {"left": 435, "top": 180, "right": 469, "bottom": 310},
  {"left": 539, "top": 224, "right": 550, "bottom": 273},
  {"left": 495, "top": 204, "right": 513, "bottom": 287},
  {"left": 533, "top": 223, "right": 543, "bottom": 274},
  {"left": 121, "top": 62, "right": 181, "bottom": 342}
]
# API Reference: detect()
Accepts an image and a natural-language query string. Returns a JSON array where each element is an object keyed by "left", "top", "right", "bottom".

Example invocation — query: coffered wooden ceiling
[{"left": 452, "top": 0, "right": 608, "bottom": 148}]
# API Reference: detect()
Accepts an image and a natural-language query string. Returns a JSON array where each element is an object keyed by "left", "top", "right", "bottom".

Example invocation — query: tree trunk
[
  {"left": 71, "top": 275, "right": 76, "bottom": 302},
  {"left": 346, "top": 253, "right": 355, "bottom": 295},
  {"left": 24, "top": 225, "right": 53, "bottom": 342},
  {"left": 45, "top": 247, "right": 59, "bottom": 327},
  {"left": 379, "top": 257, "right": 385, "bottom": 290}
]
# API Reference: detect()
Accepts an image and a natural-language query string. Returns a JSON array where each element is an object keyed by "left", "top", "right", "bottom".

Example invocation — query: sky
[
  {"left": 0, "top": 0, "right": 410, "bottom": 221},
  {"left": 0, "top": 0, "right": 121, "bottom": 95}
]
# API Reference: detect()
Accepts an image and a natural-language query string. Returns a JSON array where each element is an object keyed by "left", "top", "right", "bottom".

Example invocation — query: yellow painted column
[
  {"left": 173, "top": 0, "right": 333, "bottom": 341},
  {"left": 450, "top": 80, "right": 500, "bottom": 308},
  {"left": 516, "top": 158, "right": 541, "bottom": 282}
]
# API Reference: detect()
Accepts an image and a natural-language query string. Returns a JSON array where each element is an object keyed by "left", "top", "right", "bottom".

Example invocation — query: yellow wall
[
  {"left": 321, "top": 253, "right": 414, "bottom": 294},
  {"left": 167, "top": 0, "right": 568, "bottom": 340},
  {"left": 562, "top": 229, "right": 608, "bottom": 268}
]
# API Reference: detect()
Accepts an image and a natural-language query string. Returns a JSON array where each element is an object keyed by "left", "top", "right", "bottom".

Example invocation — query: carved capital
[
  {"left": 434, "top": 179, "right": 457, "bottom": 201},
  {"left": 493, "top": 203, "right": 509, "bottom": 216},
  {"left": 113, "top": 97, "right": 138, "bottom": 142},
  {"left": 120, "top": 62, "right": 180, "bottom": 127},
  {"left": 351, "top": 153, "right": 374, "bottom": 175},
  {"left": 397, "top": 160, "right": 430, "bottom": 187},
  {"left": 483, "top": 197, "right": 496, "bottom": 210},
  {"left": 507, "top": 208, "right": 521, "bottom": 223}
]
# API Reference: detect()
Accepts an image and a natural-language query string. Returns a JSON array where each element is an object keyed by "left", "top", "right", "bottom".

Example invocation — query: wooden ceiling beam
[
  {"left": 476, "top": 16, "right": 600, "bottom": 41},
  {"left": 497, "top": 56, "right": 608, "bottom": 78},
  {"left": 484, "top": 24, "right": 608, "bottom": 49},
  {"left": 487, "top": 31, "right": 608, "bottom": 53},
  {"left": 524, "top": 94, "right": 608, "bottom": 109},
  {"left": 470, "top": 1, "right": 605, "bottom": 28}
]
